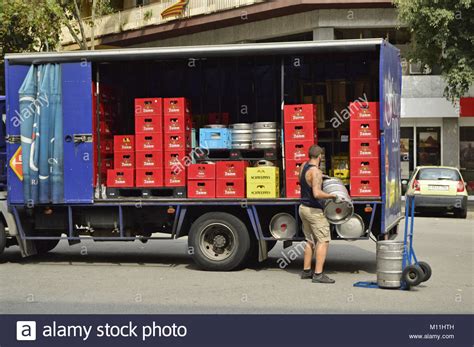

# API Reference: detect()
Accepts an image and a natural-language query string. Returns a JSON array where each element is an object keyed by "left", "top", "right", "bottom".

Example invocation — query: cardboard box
[
  {"left": 349, "top": 101, "right": 379, "bottom": 120},
  {"left": 188, "top": 163, "right": 216, "bottom": 180},
  {"left": 285, "top": 141, "right": 314, "bottom": 161},
  {"left": 135, "top": 151, "right": 163, "bottom": 169},
  {"left": 350, "top": 176, "right": 381, "bottom": 197},
  {"left": 283, "top": 104, "right": 316, "bottom": 124},
  {"left": 350, "top": 119, "right": 379, "bottom": 139},
  {"left": 107, "top": 169, "right": 134, "bottom": 187},
  {"left": 135, "top": 133, "right": 163, "bottom": 151},
  {"left": 284, "top": 122, "right": 317, "bottom": 142},
  {"left": 164, "top": 168, "right": 186, "bottom": 187},
  {"left": 114, "top": 151, "right": 135, "bottom": 169},
  {"left": 285, "top": 178, "right": 301, "bottom": 198},
  {"left": 164, "top": 114, "right": 192, "bottom": 134},
  {"left": 163, "top": 97, "right": 191, "bottom": 116},
  {"left": 135, "top": 168, "right": 164, "bottom": 187},
  {"left": 216, "top": 161, "right": 248, "bottom": 179},
  {"left": 135, "top": 98, "right": 162, "bottom": 116},
  {"left": 187, "top": 180, "right": 216, "bottom": 198},
  {"left": 350, "top": 157, "right": 380, "bottom": 177},
  {"left": 114, "top": 135, "right": 134, "bottom": 152},
  {"left": 350, "top": 139, "right": 380, "bottom": 157},
  {"left": 216, "top": 179, "right": 245, "bottom": 198},
  {"left": 135, "top": 116, "right": 162, "bottom": 134}
]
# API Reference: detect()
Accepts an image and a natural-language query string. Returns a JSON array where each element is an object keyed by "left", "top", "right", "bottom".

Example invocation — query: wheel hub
[
  {"left": 213, "top": 234, "right": 227, "bottom": 248},
  {"left": 199, "top": 223, "right": 236, "bottom": 261}
]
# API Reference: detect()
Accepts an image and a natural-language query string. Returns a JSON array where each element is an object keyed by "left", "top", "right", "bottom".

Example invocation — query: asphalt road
[{"left": 0, "top": 211, "right": 472, "bottom": 314}]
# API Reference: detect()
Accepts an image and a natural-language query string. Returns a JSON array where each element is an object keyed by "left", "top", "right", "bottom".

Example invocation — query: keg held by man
[{"left": 298, "top": 145, "right": 340, "bottom": 284}]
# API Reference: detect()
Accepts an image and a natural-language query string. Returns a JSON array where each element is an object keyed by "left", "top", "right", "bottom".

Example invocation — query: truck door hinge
[{"left": 73, "top": 134, "right": 93, "bottom": 144}]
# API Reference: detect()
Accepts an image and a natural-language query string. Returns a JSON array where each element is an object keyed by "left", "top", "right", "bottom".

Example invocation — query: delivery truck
[{"left": 0, "top": 39, "right": 402, "bottom": 270}]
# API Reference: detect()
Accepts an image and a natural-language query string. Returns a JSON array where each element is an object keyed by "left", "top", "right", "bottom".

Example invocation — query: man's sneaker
[
  {"left": 312, "top": 273, "right": 335, "bottom": 284},
  {"left": 301, "top": 270, "right": 313, "bottom": 279}
]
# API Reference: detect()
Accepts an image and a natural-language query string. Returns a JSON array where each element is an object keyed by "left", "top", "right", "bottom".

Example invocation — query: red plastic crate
[
  {"left": 187, "top": 180, "right": 216, "bottom": 198},
  {"left": 285, "top": 141, "right": 314, "bottom": 161},
  {"left": 284, "top": 122, "right": 317, "bottom": 142},
  {"left": 163, "top": 97, "right": 191, "bottom": 116},
  {"left": 135, "top": 133, "right": 163, "bottom": 151},
  {"left": 163, "top": 114, "right": 192, "bottom": 134},
  {"left": 164, "top": 133, "right": 191, "bottom": 151},
  {"left": 215, "top": 161, "right": 248, "bottom": 179},
  {"left": 136, "top": 151, "right": 163, "bottom": 169},
  {"left": 350, "top": 119, "right": 379, "bottom": 139},
  {"left": 135, "top": 116, "right": 162, "bottom": 134},
  {"left": 216, "top": 179, "right": 245, "bottom": 198},
  {"left": 164, "top": 150, "right": 187, "bottom": 169},
  {"left": 350, "top": 157, "right": 380, "bottom": 177},
  {"left": 136, "top": 168, "right": 164, "bottom": 187},
  {"left": 208, "top": 112, "right": 230, "bottom": 125},
  {"left": 164, "top": 168, "right": 187, "bottom": 187},
  {"left": 350, "top": 176, "right": 380, "bottom": 197},
  {"left": 107, "top": 169, "right": 134, "bottom": 187},
  {"left": 97, "top": 138, "right": 114, "bottom": 155},
  {"left": 114, "top": 135, "right": 134, "bottom": 152},
  {"left": 98, "top": 121, "right": 112, "bottom": 135},
  {"left": 135, "top": 98, "right": 162, "bottom": 116},
  {"left": 285, "top": 178, "right": 301, "bottom": 198},
  {"left": 350, "top": 138, "right": 380, "bottom": 157},
  {"left": 188, "top": 164, "right": 216, "bottom": 180},
  {"left": 285, "top": 160, "right": 304, "bottom": 179},
  {"left": 349, "top": 101, "right": 379, "bottom": 120},
  {"left": 114, "top": 151, "right": 135, "bottom": 169},
  {"left": 283, "top": 104, "right": 316, "bottom": 124}
]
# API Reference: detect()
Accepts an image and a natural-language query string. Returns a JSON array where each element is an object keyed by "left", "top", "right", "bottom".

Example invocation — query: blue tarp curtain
[{"left": 18, "top": 64, "right": 63, "bottom": 204}]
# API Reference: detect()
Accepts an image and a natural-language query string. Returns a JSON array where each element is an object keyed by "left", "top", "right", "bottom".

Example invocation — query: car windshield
[{"left": 417, "top": 168, "right": 460, "bottom": 181}]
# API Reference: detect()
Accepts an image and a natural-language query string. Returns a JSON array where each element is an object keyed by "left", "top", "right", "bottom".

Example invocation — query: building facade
[{"left": 60, "top": 0, "right": 474, "bottom": 196}]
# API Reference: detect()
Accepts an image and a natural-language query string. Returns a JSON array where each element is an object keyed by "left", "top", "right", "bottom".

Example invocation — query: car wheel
[
  {"left": 189, "top": 212, "right": 251, "bottom": 271},
  {"left": 454, "top": 207, "right": 467, "bottom": 219},
  {"left": 417, "top": 261, "right": 432, "bottom": 282}
]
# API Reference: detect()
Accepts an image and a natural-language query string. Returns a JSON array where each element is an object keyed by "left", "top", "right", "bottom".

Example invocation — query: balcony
[{"left": 60, "top": 0, "right": 266, "bottom": 48}]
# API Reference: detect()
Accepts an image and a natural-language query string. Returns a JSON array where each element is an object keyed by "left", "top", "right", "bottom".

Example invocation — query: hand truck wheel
[
  {"left": 417, "top": 261, "right": 432, "bottom": 282},
  {"left": 402, "top": 264, "right": 424, "bottom": 288}
]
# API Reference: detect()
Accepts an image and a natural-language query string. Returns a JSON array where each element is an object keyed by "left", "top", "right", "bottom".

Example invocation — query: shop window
[
  {"left": 416, "top": 127, "right": 441, "bottom": 166},
  {"left": 460, "top": 126, "right": 474, "bottom": 195},
  {"left": 400, "top": 127, "right": 414, "bottom": 179}
]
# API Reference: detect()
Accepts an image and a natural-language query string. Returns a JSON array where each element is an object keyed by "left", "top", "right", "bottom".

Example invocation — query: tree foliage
[{"left": 394, "top": 0, "right": 474, "bottom": 102}]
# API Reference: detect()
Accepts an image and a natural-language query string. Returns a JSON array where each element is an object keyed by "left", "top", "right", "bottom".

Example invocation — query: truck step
[
  {"left": 105, "top": 187, "right": 186, "bottom": 199},
  {"left": 196, "top": 148, "right": 280, "bottom": 161}
]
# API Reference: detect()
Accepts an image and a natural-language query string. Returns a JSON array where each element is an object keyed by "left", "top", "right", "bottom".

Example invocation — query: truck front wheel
[{"left": 189, "top": 212, "right": 250, "bottom": 271}]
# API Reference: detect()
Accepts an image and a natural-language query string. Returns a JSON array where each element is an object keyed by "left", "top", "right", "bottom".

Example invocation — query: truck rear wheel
[
  {"left": 0, "top": 221, "right": 6, "bottom": 255},
  {"left": 189, "top": 212, "right": 251, "bottom": 271}
]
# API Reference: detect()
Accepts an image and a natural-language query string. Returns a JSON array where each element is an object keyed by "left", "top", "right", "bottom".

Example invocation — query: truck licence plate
[{"left": 428, "top": 185, "right": 449, "bottom": 191}]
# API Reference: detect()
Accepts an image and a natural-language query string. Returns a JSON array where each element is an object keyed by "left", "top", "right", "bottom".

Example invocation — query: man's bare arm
[{"left": 311, "top": 169, "right": 336, "bottom": 200}]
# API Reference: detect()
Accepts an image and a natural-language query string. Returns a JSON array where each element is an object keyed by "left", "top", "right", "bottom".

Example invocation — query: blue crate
[{"left": 199, "top": 128, "right": 231, "bottom": 149}]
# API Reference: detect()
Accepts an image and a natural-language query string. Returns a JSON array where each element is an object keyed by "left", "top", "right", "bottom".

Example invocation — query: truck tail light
[
  {"left": 457, "top": 180, "right": 465, "bottom": 193},
  {"left": 413, "top": 179, "right": 420, "bottom": 191}
]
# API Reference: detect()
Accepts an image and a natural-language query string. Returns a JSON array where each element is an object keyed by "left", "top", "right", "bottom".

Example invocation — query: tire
[
  {"left": 189, "top": 212, "right": 251, "bottom": 271},
  {"left": 34, "top": 239, "right": 60, "bottom": 255},
  {"left": 0, "top": 221, "right": 6, "bottom": 255},
  {"left": 454, "top": 207, "right": 467, "bottom": 219},
  {"left": 402, "top": 264, "right": 424, "bottom": 287},
  {"left": 417, "top": 261, "right": 432, "bottom": 282}
]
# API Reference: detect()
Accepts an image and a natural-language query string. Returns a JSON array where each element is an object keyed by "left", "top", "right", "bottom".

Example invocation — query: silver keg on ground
[
  {"left": 230, "top": 123, "right": 252, "bottom": 149},
  {"left": 376, "top": 240, "right": 404, "bottom": 288},
  {"left": 322, "top": 177, "right": 354, "bottom": 224},
  {"left": 252, "top": 122, "right": 279, "bottom": 149}
]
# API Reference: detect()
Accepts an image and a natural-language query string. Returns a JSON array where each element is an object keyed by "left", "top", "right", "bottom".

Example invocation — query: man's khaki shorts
[{"left": 298, "top": 204, "right": 331, "bottom": 243}]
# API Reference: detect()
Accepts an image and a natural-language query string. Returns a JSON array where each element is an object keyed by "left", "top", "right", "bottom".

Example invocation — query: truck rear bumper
[{"left": 414, "top": 195, "right": 467, "bottom": 210}]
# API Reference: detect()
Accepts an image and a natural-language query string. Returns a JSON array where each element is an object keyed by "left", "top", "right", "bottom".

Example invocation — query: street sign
[{"left": 9, "top": 147, "right": 23, "bottom": 181}]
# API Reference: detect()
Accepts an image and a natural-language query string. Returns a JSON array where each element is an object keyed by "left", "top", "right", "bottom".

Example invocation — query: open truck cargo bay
[{"left": 2, "top": 39, "right": 403, "bottom": 269}]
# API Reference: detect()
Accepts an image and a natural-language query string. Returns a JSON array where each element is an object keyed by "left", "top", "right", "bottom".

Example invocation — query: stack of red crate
[
  {"left": 93, "top": 84, "right": 117, "bottom": 187},
  {"left": 107, "top": 135, "right": 135, "bottom": 187},
  {"left": 187, "top": 164, "right": 216, "bottom": 198},
  {"left": 283, "top": 104, "right": 317, "bottom": 198},
  {"left": 349, "top": 102, "right": 381, "bottom": 197},
  {"left": 135, "top": 98, "right": 164, "bottom": 187},
  {"left": 163, "top": 98, "right": 192, "bottom": 187},
  {"left": 216, "top": 161, "right": 247, "bottom": 198}
]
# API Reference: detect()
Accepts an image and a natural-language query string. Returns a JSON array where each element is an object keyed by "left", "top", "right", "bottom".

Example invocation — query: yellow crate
[
  {"left": 246, "top": 182, "right": 280, "bottom": 199},
  {"left": 246, "top": 167, "right": 279, "bottom": 183}
]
